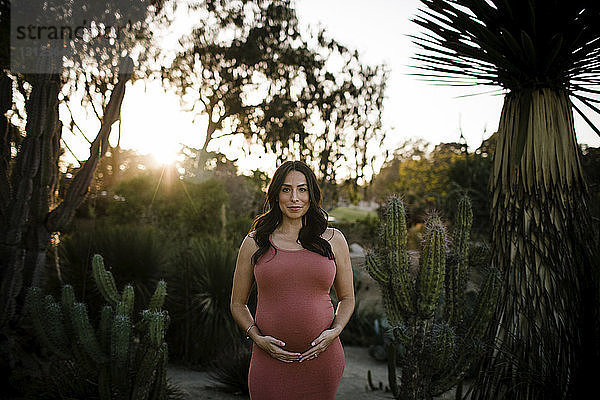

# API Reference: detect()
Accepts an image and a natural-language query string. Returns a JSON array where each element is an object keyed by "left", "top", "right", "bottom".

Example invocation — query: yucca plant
[
  {"left": 25, "top": 254, "right": 172, "bottom": 400},
  {"left": 411, "top": 1, "right": 600, "bottom": 398},
  {"left": 207, "top": 340, "right": 252, "bottom": 395},
  {"left": 366, "top": 195, "right": 499, "bottom": 400},
  {"left": 165, "top": 237, "right": 247, "bottom": 365}
]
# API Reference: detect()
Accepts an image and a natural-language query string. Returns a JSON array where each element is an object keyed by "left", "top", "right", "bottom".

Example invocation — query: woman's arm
[
  {"left": 230, "top": 235, "right": 301, "bottom": 363},
  {"left": 299, "top": 227, "right": 355, "bottom": 362},
  {"left": 329, "top": 227, "right": 356, "bottom": 335},
  {"left": 230, "top": 235, "right": 260, "bottom": 340}
]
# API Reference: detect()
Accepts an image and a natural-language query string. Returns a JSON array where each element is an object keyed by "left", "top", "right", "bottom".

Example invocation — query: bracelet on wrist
[{"left": 245, "top": 323, "right": 256, "bottom": 339}]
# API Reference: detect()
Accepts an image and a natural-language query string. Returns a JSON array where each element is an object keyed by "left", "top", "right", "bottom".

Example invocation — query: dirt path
[{"left": 167, "top": 346, "right": 392, "bottom": 399}]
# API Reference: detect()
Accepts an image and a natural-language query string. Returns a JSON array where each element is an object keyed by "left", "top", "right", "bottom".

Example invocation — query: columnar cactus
[
  {"left": 25, "top": 254, "right": 170, "bottom": 400},
  {"left": 416, "top": 214, "right": 446, "bottom": 319},
  {"left": 365, "top": 198, "right": 414, "bottom": 323},
  {"left": 366, "top": 195, "right": 500, "bottom": 399},
  {"left": 445, "top": 197, "right": 473, "bottom": 326}
]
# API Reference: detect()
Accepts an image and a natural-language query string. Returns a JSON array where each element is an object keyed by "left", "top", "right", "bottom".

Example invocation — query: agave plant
[{"left": 411, "top": 1, "right": 600, "bottom": 399}]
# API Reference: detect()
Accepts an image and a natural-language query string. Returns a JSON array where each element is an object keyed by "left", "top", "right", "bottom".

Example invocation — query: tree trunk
[{"left": 472, "top": 89, "right": 599, "bottom": 399}]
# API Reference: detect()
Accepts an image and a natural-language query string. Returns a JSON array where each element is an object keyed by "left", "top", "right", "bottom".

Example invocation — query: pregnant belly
[{"left": 255, "top": 297, "right": 335, "bottom": 352}]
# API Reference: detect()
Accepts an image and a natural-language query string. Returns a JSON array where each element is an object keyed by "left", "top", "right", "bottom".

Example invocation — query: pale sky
[{"left": 62, "top": 0, "right": 600, "bottom": 178}]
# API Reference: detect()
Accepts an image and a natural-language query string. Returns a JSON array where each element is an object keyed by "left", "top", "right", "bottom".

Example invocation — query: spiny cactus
[
  {"left": 445, "top": 197, "right": 473, "bottom": 326},
  {"left": 25, "top": 254, "right": 170, "bottom": 400},
  {"left": 93, "top": 254, "right": 121, "bottom": 307},
  {"left": 366, "top": 195, "right": 500, "bottom": 400},
  {"left": 416, "top": 214, "right": 446, "bottom": 319}
]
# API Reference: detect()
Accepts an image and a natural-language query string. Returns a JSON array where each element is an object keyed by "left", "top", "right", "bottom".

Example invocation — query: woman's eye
[{"left": 299, "top": 188, "right": 307, "bottom": 192}]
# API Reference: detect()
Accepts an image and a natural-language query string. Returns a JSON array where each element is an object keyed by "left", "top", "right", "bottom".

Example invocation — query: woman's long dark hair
[{"left": 250, "top": 160, "right": 334, "bottom": 264}]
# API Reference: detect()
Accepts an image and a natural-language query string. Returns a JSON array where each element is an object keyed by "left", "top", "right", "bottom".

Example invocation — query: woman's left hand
[{"left": 299, "top": 328, "right": 340, "bottom": 362}]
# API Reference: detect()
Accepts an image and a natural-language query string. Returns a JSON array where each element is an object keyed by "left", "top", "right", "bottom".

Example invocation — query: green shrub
[
  {"left": 105, "top": 175, "right": 229, "bottom": 239},
  {"left": 339, "top": 305, "right": 382, "bottom": 347},
  {"left": 331, "top": 214, "right": 381, "bottom": 249}
]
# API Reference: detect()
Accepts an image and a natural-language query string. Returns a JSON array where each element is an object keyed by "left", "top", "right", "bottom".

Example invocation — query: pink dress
[{"left": 248, "top": 237, "right": 345, "bottom": 399}]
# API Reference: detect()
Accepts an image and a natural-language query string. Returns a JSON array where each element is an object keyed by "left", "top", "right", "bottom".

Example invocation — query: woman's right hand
[{"left": 255, "top": 335, "right": 301, "bottom": 363}]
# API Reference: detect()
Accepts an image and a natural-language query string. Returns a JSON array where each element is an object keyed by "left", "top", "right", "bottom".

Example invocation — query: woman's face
[{"left": 278, "top": 170, "right": 310, "bottom": 220}]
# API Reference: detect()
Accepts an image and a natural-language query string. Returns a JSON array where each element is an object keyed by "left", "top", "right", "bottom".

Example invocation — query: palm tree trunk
[{"left": 473, "top": 89, "right": 598, "bottom": 399}]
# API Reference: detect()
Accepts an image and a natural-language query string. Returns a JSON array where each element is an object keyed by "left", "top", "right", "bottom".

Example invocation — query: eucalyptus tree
[
  {"left": 0, "top": 0, "right": 166, "bottom": 331},
  {"left": 163, "top": 0, "right": 386, "bottom": 194},
  {"left": 305, "top": 43, "right": 387, "bottom": 205},
  {"left": 164, "top": 0, "right": 315, "bottom": 155},
  {"left": 411, "top": 1, "right": 600, "bottom": 399}
]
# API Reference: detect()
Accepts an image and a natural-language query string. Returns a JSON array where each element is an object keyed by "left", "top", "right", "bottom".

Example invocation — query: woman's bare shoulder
[
  {"left": 322, "top": 227, "right": 348, "bottom": 248},
  {"left": 240, "top": 233, "right": 259, "bottom": 254}
]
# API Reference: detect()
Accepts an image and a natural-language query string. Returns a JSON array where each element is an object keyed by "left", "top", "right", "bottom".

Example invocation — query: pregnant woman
[{"left": 230, "top": 160, "right": 355, "bottom": 399}]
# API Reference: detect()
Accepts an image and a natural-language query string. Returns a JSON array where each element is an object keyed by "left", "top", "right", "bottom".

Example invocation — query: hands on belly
[
  {"left": 256, "top": 327, "right": 340, "bottom": 363},
  {"left": 255, "top": 335, "right": 301, "bottom": 363},
  {"left": 298, "top": 328, "right": 340, "bottom": 362}
]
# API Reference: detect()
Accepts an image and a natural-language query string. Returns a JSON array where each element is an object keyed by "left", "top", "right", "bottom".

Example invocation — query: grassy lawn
[{"left": 328, "top": 206, "right": 377, "bottom": 223}]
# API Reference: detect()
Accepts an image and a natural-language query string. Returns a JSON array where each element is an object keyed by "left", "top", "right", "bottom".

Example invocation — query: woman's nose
[{"left": 291, "top": 189, "right": 299, "bottom": 201}]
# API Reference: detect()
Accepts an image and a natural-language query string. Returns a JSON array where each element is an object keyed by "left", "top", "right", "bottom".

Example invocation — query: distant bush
[
  {"left": 105, "top": 175, "right": 229, "bottom": 239},
  {"left": 340, "top": 305, "right": 382, "bottom": 347},
  {"left": 331, "top": 214, "right": 381, "bottom": 249}
]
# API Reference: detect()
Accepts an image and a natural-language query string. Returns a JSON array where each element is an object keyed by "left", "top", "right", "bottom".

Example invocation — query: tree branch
[
  {"left": 84, "top": 73, "right": 103, "bottom": 122},
  {"left": 64, "top": 101, "right": 92, "bottom": 144},
  {"left": 47, "top": 57, "right": 134, "bottom": 232}
]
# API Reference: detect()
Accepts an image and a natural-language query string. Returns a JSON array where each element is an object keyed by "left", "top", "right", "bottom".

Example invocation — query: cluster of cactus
[
  {"left": 366, "top": 195, "right": 500, "bottom": 400},
  {"left": 25, "top": 254, "right": 169, "bottom": 400}
]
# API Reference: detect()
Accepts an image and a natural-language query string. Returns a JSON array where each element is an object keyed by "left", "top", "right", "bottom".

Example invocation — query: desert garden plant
[
  {"left": 165, "top": 237, "right": 249, "bottom": 365},
  {"left": 207, "top": 340, "right": 253, "bottom": 395},
  {"left": 366, "top": 195, "right": 499, "bottom": 400},
  {"left": 411, "top": 1, "right": 600, "bottom": 397},
  {"left": 25, "top": 254, "right": 174, "bottom": 399}
]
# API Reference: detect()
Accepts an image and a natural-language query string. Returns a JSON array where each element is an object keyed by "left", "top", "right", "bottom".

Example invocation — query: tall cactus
[
  {"left": 366, "top": 195, "right": 500, "bottom": 400},
  {"left": 24, "top": 254, "right": 171, "bottom": 400},
  {"left": 445, "top": 197, "right": 473, "bottom": 326}
]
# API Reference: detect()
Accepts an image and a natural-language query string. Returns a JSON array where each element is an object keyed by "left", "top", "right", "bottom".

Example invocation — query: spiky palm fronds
[
  {"left": 207, "top": 342, "right": 252, "bottom": 395},
  {"left": 412, "top": 0, "right": 600, "bottom": 136},
  {"left": 411, "top": 1, "right": 600, "bottom": 103}
]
